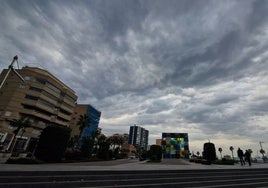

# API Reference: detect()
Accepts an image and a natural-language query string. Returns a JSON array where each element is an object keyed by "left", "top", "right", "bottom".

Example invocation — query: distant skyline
[{"left": 0, "top": 0, "right": 268, "bottom": 156}]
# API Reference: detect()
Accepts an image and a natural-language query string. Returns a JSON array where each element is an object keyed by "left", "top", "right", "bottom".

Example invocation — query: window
[
  {"left": 24, "top": 76, "right": 30, "bottom": 81},
  {"left": 25, "top": 95, "right": 38, "bottom": 101},
  {"left": 46, "top": 82, "right": 61, "bottom": 93},
  {"left": 65, "top": 94, "right": 76, "bottom": 103},
  {"left": 35, "top": 77, "right": 46, "bottom": 85},
  {"left": 29, "top": 87, "right": 42, "bottom": 92},
  {"left": 62, "top": 102, "right": 73, "bottom": 109},
  {"left": 19, "top": 84, "right": 26, "bottom": 89},
  {"left": 38, "top": 99, "right": 55, "bottom": 109},
  {"left": 42, "top": 90, "right": 58, "bottom": 101},
  {"left": 5, "top": 111, "right": 12, "bottom": 116}
]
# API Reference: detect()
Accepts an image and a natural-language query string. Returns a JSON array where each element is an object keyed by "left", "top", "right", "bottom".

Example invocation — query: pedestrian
[
  {"left": 244, "top": 150, "right": 251, "bottom": 166},
  {"left": 237, "top": 148, "right": 245, "bottom": 166}
]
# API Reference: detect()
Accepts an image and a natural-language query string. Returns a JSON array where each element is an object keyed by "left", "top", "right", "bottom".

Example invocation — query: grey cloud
[{"left": 1, "top": 0, "right": 268, "bottom": 153}]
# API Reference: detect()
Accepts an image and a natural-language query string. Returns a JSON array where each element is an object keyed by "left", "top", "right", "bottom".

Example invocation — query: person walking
[
  {"left": 244, "top": 150, "right": 251, "bottom": 166},
  {"left": 237, "top": 148, "right": 245, "bottom": 166}
]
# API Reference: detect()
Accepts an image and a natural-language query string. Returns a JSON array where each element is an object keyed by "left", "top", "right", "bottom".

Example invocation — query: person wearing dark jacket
[
  {"left": 244, "top": 150, "right": 251, "bottom": 166},
  {"left": 237, "top": 148, "right": 245, "bottom": 166}
]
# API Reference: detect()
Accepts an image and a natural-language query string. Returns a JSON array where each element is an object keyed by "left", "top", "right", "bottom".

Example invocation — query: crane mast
[{"left": 0, "top": 55, "right": 24, "bottom": 89}]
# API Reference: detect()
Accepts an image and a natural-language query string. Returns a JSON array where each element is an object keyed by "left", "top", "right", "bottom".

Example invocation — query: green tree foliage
[
  {"left": 80, "top": 136, "right": 95, "bottom": 158},
  {"left": 9, "top": 117, "right": 32, "bottom": 152},
  {"left": 107, "top": 135, "right": 124, "bottom": 150},
  {"left": 97, "top": 135, "right": 112, "bottom": 160},
  {"left": 35, "top": 125, "right": 71, "bottom": 162},
  {"left": 260, "top": 149, "right": 265, "bottom": 157},
  {"left": 107, "top": 135, "right": 124, "bottom": 159},
  {"left": 10, "top": 117, "right": 32, "bottom": 136},
  {"left": 149, "top": 145, "right": 162, "bottom": 161},
  {"left": 77, "top": 114, "right": 90, "bottom": 139}
]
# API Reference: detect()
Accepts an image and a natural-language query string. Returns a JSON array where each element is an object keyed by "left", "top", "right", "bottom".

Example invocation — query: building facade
[
  {"left": 69, "top": 104, "right": 101, "bottom": 139},
  {"left": 162, "top": 133, "right": 189, "bottom": 159},
  {"left": 128, "top": 125, "right": 149, "bottom": 150},
  {"left": 0, "top": 66, "right": 77, "bottom": 152}
]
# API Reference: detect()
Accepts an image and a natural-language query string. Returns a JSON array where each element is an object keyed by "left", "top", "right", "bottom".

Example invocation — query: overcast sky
[{"left": 1, "top": 0, "right": 268, "bottom": 156}]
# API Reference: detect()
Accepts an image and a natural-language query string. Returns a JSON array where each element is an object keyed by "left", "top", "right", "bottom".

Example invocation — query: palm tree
[
  {"left": 76, "top": 114, "right": 90, "bottom": 139},
  {"left": 218, "top": 148, "right": 223, "bottom": 159},
  {"left": 230, "top": 146, "right": 234, "bottom": 160},
  {"left": 9, "top": 117, "right": 32, "bottom": 152},
  {"left": 260, "top": 149, "right": 265, "bottom": 159}
]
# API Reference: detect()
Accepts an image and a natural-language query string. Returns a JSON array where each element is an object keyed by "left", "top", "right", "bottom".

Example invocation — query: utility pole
[{"left": 0, "top": 55, "right": 24, "bottom": 90}]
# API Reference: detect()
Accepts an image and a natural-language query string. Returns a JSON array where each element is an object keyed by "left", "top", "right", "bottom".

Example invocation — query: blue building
[
  {"left": 70, "top": 104, "right": 101, "bottom": 141},
  {"left": 81, "top": 104, "right": 101, "bottom": 138}
]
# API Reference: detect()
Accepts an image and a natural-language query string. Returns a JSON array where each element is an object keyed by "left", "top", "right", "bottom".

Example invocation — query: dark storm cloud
[{"left": 1, "top": 0, "right": 268, "bottom": 152}]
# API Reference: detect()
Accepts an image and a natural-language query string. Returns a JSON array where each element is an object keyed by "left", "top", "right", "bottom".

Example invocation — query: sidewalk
[{"left": 1, "top": 159, "right": 268, "bottom": 171}]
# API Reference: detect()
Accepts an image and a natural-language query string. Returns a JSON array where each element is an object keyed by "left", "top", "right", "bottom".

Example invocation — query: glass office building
[
  {"left": 81, "top": 104, "right": 101, "bottom": 138},
  {"left": 162, "top": 133, "right": 189, "bottom": 159}
]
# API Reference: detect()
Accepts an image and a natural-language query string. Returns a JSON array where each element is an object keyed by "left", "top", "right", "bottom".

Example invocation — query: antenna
[{"left": 0, "top": 56, "right": 25, "bottom": 89}]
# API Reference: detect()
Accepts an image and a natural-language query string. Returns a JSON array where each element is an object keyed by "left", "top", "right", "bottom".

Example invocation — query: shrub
[
  {"left": 64, "top": 150, "right": 82, "bottom": 161},
  {"left": 149, "top": 145, "right": 162, "bottom": 162},
  {"left": 213, "top": 159, "right": 235, "bottom": 165},
  {"left": 6, "top": 157, "right": 43, "bottom": 164}
]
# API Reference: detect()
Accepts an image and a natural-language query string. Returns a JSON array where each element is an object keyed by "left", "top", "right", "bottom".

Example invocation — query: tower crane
[{"left": 0, "top": 55, "right": 24, "bottom": 89}]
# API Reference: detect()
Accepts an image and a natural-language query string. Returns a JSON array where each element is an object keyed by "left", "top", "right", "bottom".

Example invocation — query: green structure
[{"left": 162, "top": 133, "right": 189, "bottom": 159}]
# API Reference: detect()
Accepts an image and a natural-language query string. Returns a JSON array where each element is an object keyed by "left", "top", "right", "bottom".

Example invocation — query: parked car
[{"left": 253, "top": 156, "right": 264, "bottom": 163}]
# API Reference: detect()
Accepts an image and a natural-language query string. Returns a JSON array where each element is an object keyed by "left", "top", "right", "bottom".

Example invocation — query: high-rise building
[
  {"left": 0, "top": 66, "right": 77, "bottom": 152},
  {"left": 128, "top": 125, "right": 149, "bottom": 150},
  {"left": 69, "top": 104, "right": 101, "bottom": 139}
]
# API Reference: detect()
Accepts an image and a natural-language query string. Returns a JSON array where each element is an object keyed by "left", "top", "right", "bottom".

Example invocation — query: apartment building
[
  {"left": 0, "top": 66, "right": 77, "bottom": 152},
  {"left": 128, "top": 125, "right": 149, "bottom": 150}
]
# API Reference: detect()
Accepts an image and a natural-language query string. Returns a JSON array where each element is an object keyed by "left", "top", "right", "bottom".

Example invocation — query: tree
[
  {"left": 108, "top": 135, "right": 124, "bottom": 151},
  {"left": 80, "top": 136, "right": 95, "bottom": 158},
  {"left": 149, "top": 145, "right": 162, "bottom": 161},
  {"left": 97, "top": 134, "right": 112, "bottom": 160},
  {"left": 9, "top": 117, "right": 32, "bottom": 152},
  {"left": 229, "top": 146, "right": 234, "bottom": 160},
  {"left": 107, "top": 135, "right": 125, "bottom": 159},
  {"left": 260, "top": 149, "right": 265, "bottom": 158},
  {"left": 35, "top": 125, "right": 71, "bottom": 162},
  {"left": 77, "top": 114, "right": 90, "bottom": 139},
  {"left": 218, "top": 148, "right": 223, "bottom": 159}
]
